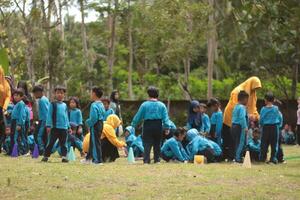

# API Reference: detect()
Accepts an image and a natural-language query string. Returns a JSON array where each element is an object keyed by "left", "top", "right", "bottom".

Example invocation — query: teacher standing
[
  {"left": 222, "top": 76, "right": 262, "bottom": 160},
  {"left": 0, "top": 67, "right": 11, "bottom": 153}
]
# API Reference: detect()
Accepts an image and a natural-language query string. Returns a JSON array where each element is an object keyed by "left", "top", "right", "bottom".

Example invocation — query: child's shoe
[
  {"left": 62, "top": 158, "right": 69, "bottom": 163},
  {"left": 41, "top": 157, "right": 48, "bottom": 162}
]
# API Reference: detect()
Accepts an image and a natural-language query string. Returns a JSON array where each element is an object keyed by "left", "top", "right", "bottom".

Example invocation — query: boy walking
[{"left": 42, "top": 86, "right": 70, "bottom": 163}]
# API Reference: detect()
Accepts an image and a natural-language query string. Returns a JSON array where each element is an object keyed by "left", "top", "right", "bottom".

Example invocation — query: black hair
[
  {"left": 110, "top": 90, "right": 119, "bottom": 103},
  {"left": 32, "top": 85, "right": 44, "bottom": 93},
  {"left": 69, "top": 96, "right": 80, "bottom": 108},
  {"left": 238, "top": 90, "right": 249, "bottom": 102},
  {"left": 207, "top": 98, "right": 220, "bottom": 107},
  {"left": 54, "top": 85, "right": 66, "bottom": 93},
  {"left": 92, "top": 86, "right": 103, "bottom": 98},
  {"left": 173, "top": 127, "right": 186, "bottom": 137},
  {"left": 13, "top": 88, "right": 25, "bottom": 97},
  {"left": 199, "top": 103, "right": 207, "bottom": 108},
  {"left": 17, "top": 81, "right": 29, "bottom": 95},
  {"left": 265, "top": 92, "right": 275, "bottom": 102},
  {"left": 147, "top": 86, "right": 159, "bottom": 98}
]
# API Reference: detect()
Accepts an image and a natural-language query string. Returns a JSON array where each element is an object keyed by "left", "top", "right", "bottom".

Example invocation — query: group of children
[{"left": 0, "top": 81, "right": 296, "bottom": 165}]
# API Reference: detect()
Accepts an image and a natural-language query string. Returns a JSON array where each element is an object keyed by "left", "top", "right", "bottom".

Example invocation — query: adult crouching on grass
[
  {"left": 223, "top": 76, "right": 262, "bottom": 161},
  {"left": 0, "top": 67, "right": 11, "bottom": 153},
  {"left": 131, "top": 86, "right": 170, "bottom": 164}
]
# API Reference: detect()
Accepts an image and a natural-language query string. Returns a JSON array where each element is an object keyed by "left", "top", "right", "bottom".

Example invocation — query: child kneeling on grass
[
  {"left": 160, "top": 128, "right": 189, "bottom": 163},
  {"left": 42, "top": 86, "right": 70, "bottom": 163},
  {"left": 247, "top": 128, "right": 261, "bottom": 162},
  {"left": 124, "top": 126, "right": 144, "bottom": 158}
]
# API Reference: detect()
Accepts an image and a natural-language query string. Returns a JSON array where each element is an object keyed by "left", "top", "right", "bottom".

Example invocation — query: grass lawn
[{"left": 0, "top": 145, "right": 299, "bottom": 200}]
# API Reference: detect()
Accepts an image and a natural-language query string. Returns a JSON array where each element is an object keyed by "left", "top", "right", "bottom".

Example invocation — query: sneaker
[
  {"left": 41, "top": 157, "right": 48, "bottom": 162},
  {"left": 80, "top": 159, "right": 92, "bottom": 164},
  {"left": 62, "top": 158, "right": 69, "bottom": 163},
  {"left": 92, "top": 162, "right": 104, "bottom": 166}
]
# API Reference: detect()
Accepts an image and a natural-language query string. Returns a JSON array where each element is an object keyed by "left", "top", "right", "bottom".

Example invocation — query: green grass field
[{"left": 0, "top": 145, "right": 299, "bottom": 200}]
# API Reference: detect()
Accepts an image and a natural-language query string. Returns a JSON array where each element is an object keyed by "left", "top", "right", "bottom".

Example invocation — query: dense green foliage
[{"left": 0, "top": 0, "right": 299, "bottom": 100}]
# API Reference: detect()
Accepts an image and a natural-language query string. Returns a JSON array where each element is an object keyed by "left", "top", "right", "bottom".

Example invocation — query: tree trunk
[
  {"left": 127, "top": 0, "right": 134, "bottom": 100},
  {"left": 107, "top": 0, "right": 118, "bottom": 92},
  {"left": 291, "top": 63, "right": 299, "bottom": 100},
  {"left": 183, "top": 57, "right": 191, "bottom": 100},
  {"left": 207, "top": 0, "right": 216, "bottom": 99},
  {"left": 79, "top": 0, "right": 91, "bottom": 78}
]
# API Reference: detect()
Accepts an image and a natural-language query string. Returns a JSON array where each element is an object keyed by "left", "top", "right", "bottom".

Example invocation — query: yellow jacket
[
  {"left": 0, "top": 67, "right": 11, "bottom": 110},
  {"left": 82, "top": 114, "right": 126, "bottom": 153},
  {"left": 101, "top": 114, "right": 126, "bottom": 148},
  {"left": 223, "top": 76, "right": 262, "bottom": 127}
]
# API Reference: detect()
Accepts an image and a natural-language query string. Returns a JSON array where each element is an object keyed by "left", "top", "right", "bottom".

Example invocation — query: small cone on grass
[
  {"left": 11, "top": 143, "right": 18, "bottom": 157},
  {"left": 243, "top": 151, "right": 251, "bottom": 168},
  {"left": 32, "top": 144, "right": 39, "bottom": 159},
  {"left": 67, "top": 148, "right": 76, "bottom": 161},
  {"left": 127, "top": 147, "right": 135, "bottom": 164}
]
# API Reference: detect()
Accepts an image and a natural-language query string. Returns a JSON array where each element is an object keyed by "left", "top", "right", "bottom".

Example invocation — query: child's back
[{"left": 161, "top": 137, "right": 188, "bottom": 162}]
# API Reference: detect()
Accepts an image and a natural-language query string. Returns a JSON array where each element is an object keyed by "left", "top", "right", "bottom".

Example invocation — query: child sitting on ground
[
  {"left": 207, "top": 98, "right": 223, "bottom": 146},
  {"left": 281, "top": 124, "right": 296, "bottom": 145},
  {"left": 161, "top": 128, "right": 189, "bottom": 163},
  {"left": 247, "top": 128, "right": 261, "bottom": 162}
]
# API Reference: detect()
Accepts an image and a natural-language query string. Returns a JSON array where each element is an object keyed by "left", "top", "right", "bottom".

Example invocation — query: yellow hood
[
  {"left": 238, "top": 76, "right": 262, "bottom": 95},
  {"left": 105, "top": 114, "right": 122, "bottom": 129}
]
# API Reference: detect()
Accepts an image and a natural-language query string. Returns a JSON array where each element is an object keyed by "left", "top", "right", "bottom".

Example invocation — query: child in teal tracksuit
[
  {"left": 42, "top": 86, "right": 70, "bottom": 163},
  {"left": 161, "top": 128, "right": 189, "bottom": 163},
  {"left": 208, "top": 98, "right": 223, "bottom": 146},
  {"left": 259, "top": 92, "right": 281, "bottom": 164},
  {"left": 162, "top": 119, "right": 176, "bottom": 145},
  {"left": 32, "top": 85, "right": 50, "bottom": 155},
  {"left": 231, "top": 91, "right": 249, "bottom": 163},
  {"left": 124, "top": 126, "right": 144, "bottom": 157},
  {"left": 131, "top": 86, "right": 170, "bottom": 164},
  {"left": 247, "top": 128, "right": 260, "bottom": 161},
  {"left": 199, "top": 103, "right": 211, "bottom": 135},
  {"left": 9, "top": 88, "right": 26, "bottom": 156},
  {"left": 82, "top": 87, "right": 106, "bottom": 165},
  {"left": 102, "top": 97, "right": 115, "bottom": 121},
  {"left": 68, "top": 97, "right": 83, "bottom": 141}
]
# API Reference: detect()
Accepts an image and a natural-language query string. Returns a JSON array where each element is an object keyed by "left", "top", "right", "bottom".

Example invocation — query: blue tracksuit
[
  {"left": 69, "top": 108, "right": 83, "bottom": 141},
  {"left": 44, "top": 101, "right": 70, "bottom": 158},
  {"left": 185, "top": 129, "right": 214, "bottom": 161},
  {"left": 231, "top": 104, "right": 248, "bottom": 162},
  {"left": 161, "top": 137, "right": 189, "bottom": 162},
  {"left": 131, "top": 100, "right": 170, "bottom": 163},
  {"left": 125, "top": 126, "right": 144, "bottom": 157},
  {"left": 10, "top": 100, "right": 26, "bottom": 155},
  {"left": 210, "top": 110, "right": 223, "bottom": 146},
  {"left": 201, "top": 113, "right": 211, "bottom": 133},
  {"left": 36, "top": 96, "right": 50, "bottom": 154},
  {"left": 207, "top": 140, "right": 222, "bottom": 157},
  {"left": 125, "top": 126, "right": 137, "bottom": 149},
  {"left": 248, "top": 137, "right": 261, "bottom": 161},
  {"left": 86, "top": 101, "right": 105, "bottom": 163},
  {"left": 259, "top": 105, "right": 281, "bottom": 162},
  {"left": 104, "top": 108, "right": 115, "bottom": 121}
]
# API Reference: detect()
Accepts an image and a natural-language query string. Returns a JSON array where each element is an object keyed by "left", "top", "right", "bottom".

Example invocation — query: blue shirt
[
  {"left": 208, "top": 140, "right": 222, "bottom": 156},
  {"left": 164, "top": 120, "right": 176, "bottom": 130},
  {"left": 248, "top": 137, "right": 260, "bottom": 152},
  {"left": 69, "top": 108, "right": 83, "bottom": 126},
  {"left": 211, "top": 111, "right": 223, "bottom": 134},
  {"left": 232, "top": 104, "right": 248, "bottom": 129},
  {"left": 11, "top": 100, "right": 26, "bottom": 126},
  {"left": 201, "top": 113, "right": 211, "bottom": 133},
  {"left": 259, "top": 105, "right": 281, "bottom": 126},
  {"left": 161, "top": 137, "right": 189, "bottom": 162},
  {"left": 186, "top": 131, "right": 214, "bottom": 160},
  {"left": 46, "top": 101, "right": 70, "bottom": 129},
  {"left": 38, "top": 96, "right": 50, "bottom": 121},
  {"left": 86, "top": 101, "right": 105, "bottom": 128},
  {"left": 131, "top": 100, "right": 170, "bottom": 128},
  {"left": 104, "top": 108, "right": 115, "bottom": 121}
]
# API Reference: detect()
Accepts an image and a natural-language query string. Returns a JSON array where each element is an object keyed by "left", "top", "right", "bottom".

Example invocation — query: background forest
[{"left": 0, "top": 0, "right": 299, "bottom": 101}]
